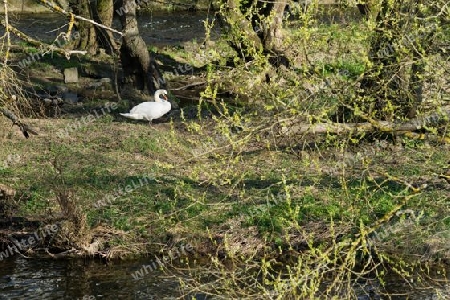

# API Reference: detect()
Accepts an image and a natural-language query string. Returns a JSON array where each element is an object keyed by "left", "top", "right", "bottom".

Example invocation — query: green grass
[
  {"left": 4, "top": 116, "right": 446, "bottom": 250},
  {"left": 121, "top": 134, "right": 164, "bottom": 154}
]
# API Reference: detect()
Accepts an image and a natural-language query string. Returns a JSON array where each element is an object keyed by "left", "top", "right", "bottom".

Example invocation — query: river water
[
  {"left": 0, "top": 256, "right": 186, "bottom": 299},
  {"left": 6, "top": 11, "right": 217, "bottom": 47},
  {"left": 1, "top": 254, "right": 448, "bottom": 299},
  {"left": 1, "top": 10, "right": 449, "bottom": 300}
]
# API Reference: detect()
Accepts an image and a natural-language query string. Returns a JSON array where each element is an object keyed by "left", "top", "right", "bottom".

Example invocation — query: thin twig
[
  {"left": 2, "top": 0, "right": 10, "bottom": 65},
  {"left": 0, "top": 22, "right": 87, "bottom": 59},
  {"left": 171, "top": 81, "right": 206, "bottom": 91},
  {"left": 38, "top": 0, "right": 124, "bottom": 37}
]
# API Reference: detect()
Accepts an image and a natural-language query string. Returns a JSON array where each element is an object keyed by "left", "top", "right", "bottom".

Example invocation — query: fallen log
[{"left": 278, "top": 106, "right": 450, "bottom": 141}]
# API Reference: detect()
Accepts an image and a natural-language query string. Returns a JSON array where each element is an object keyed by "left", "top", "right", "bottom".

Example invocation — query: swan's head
[{"left": 155, "top": 89, "right": 168, "bottom": 102}]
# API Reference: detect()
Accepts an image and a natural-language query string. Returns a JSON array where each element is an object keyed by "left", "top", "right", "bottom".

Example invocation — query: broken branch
[{"left": 0, "top": 106, "right": 38, "bottom": 138}]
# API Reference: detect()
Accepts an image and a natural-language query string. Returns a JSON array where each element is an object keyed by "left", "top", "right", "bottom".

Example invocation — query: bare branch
[
  {"left": 0, "top": 22, "right": 87, "bottom": 59},
  {"left": 38, "top": 0, "right": 124, "bottom": 37},
  {"left": 0, "top": 105, "right": 38, "bottom": 139}
]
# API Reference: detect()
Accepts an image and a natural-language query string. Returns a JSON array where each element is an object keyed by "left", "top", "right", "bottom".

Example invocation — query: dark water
[
  {"left": 1, "top": 255, "right": 448, "bottom": 299},
  {"left": 6, "top": 11, "right": 218, "bottom": 47},
  {"left": 0, "top": 256, "right": 183, "bottom": 299}
]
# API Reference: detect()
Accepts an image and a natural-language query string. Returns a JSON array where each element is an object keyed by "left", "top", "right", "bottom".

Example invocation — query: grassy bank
[
  {"left": 1, "top": 109, "right": 449, "bottom": 296},
  {"left": 3, "top": 116, "right": 449, "bottom": 259}
]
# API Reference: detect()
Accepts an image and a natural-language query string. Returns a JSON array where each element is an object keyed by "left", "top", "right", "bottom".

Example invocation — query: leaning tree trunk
[
  {"left": 357, "top": 0, "right": 437, "bottom": 121},
  {"left": 92, "top": 0, "right": 118, "bottom": 54},
  {"left": 69, "top": 0, "right": 98, "bottom": 54},
  {"left": 216, "top": 0, "right": 288, "bottom": 66},
  {"left": 119, "top": 0, "right": 165, "bottom": 94}
]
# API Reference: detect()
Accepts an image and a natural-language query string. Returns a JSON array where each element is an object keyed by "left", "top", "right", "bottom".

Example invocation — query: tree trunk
[
  {"left": 358, "top": 0, "right": 427, "bottom": 121},
  {"left": 69, "top": 0, "right": 97, "bottom": 54},
  {"left": 261, "top": 0, "right": 288, "bottom": 67},
  {"left": 92, "top": 0, "right": 118, "bottom": 54},
  {"left": 262, "top": 0, "right": 286, "bottom": 53},
  {"left": 216, "top": 0, "right": 288, "bottom": 67},
  {"left": 119, "top": 0, "right": 165, "bottom": 94},
  {"left": 279, "top": 105, "right": 450, "bottom": 137},
  {"left": 217, "top": 0, "right": 264, "bottom": 59}
]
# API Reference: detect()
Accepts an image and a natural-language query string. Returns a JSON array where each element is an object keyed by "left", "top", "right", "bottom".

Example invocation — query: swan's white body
[{"left": 120, "top": 90, "right": 171, "bottom": 122}]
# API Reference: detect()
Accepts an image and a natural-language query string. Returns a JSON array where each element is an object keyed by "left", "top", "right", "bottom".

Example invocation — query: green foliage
[
  {"left": 21, "top": 188, "right": 50, "bottom": 214},
  {"left": 167, "top": 2, "right": 450, "bottom": 297}
]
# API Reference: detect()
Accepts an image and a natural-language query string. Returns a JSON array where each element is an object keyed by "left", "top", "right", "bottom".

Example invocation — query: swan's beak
[{"left": 162, "top": 94, "right": 168, "bottom": 101}]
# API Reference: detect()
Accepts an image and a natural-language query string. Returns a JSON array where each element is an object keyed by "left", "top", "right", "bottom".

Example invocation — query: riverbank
[
  {"left": 1, "top": 7, "right": 449, "bottom": 298},
  {"left": 1, "top": 110, "right": 449, "bottom": 295}
]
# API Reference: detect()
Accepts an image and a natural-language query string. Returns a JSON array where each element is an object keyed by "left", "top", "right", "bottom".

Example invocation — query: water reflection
[
  {"left": 0, "top": 256, "right": 181, "bottom": 299},
  {"left": 1, "top": 255, "right": 448, "bottom": 299}
]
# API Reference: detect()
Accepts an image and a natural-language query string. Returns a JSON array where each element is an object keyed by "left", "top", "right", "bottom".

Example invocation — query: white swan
[{"left": 120, "top": 89, "right": 171, "bottom": 122}]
